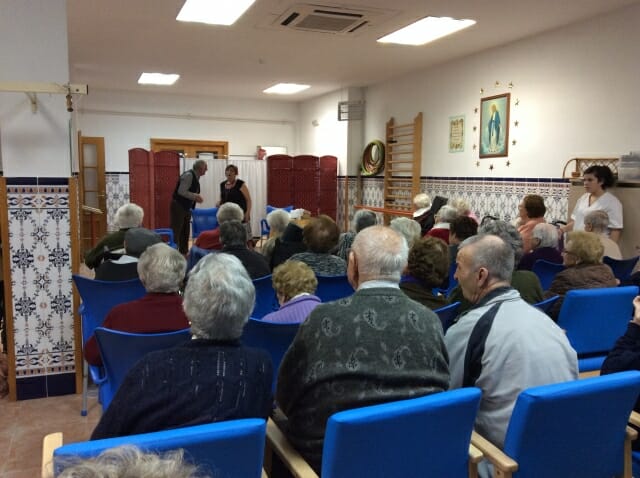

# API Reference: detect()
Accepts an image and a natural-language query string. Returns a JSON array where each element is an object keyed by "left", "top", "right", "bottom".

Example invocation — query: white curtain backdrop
[{"left": 183, "top": 157, "right": 267, "bottom": 237}]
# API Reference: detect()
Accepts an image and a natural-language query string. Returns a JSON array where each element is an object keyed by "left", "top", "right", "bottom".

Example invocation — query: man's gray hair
[
  {"left": 479, "top": 219, "right": 524, "bottom": 266},
  {"left": 137, "top": 243, "right": 186, "bottom": 293},
  {"left": 389, "top": 217, "right": 421, "bottom": 249},
  {"left": 193, "top": 159, "right": 207, "bottom": 172},
  {"left": 115, "top": 203, "right": 144, "bottom": 229},
  {"left": 184, "top": 253, "right": 255, "bottom": 340},
  {"left": 220, "top": 220, "right": 248, "bottom": 247},
  {"left": 352, "top": 209, "right": 377, "bottom": 233},
  {"left": 459, "top": 234, "right": 514, "bottom": 282},
  {"left": 413, "top": 193, "right": 431, "bottom": 209},
  {"left": 217, "top": 202, "right": 244, "bottom": 224},
  {"left": 435, "top": 204, "right": 459, "bottom": 223},
  {"left": 266, "top": 209, "right": 290, "bottom": 234},
  {"left": 584, "top": 210, "right": 609, "bottom": 233},
  {"left": 532, "top": 223, "right": 559, "bottom": 249},
  {"left": 352, "top": 225, "right": 408, "bottom": 282}
]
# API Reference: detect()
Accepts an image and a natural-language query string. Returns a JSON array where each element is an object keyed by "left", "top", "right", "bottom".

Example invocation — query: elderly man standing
[
  {"left": 445, "top": 234, "right": 577, "bottom": 451},
  {"left": 277, "top": 225, "right": 449, "bottom": 472},
  {"left": 170, "top": 159, "right": 207, "bottom": 254}
]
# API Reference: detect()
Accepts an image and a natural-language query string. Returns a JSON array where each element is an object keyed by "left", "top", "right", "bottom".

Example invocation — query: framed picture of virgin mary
[{"left": 479, "top": 93, "right": 510, "bottom": 158}]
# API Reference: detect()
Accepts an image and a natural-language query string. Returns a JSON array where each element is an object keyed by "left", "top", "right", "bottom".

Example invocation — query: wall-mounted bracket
[{"left": 0, "top": 81, "right": 88, "bottom": 113}]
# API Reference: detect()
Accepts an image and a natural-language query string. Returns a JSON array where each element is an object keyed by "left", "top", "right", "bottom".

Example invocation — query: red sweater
[{"left": 84, "top": 293, "right": 190, "bottom": 366}]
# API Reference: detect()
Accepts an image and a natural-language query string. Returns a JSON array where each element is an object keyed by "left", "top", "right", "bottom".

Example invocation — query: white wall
[
  {"left": 362, "top": 3, "right": 640, "bottom": 178},
  {"left": 0, "top": 0, "right": 71, "bottom": 177},
  {"left": 77, "top": 89, "right": 299, "bottom": 171}
]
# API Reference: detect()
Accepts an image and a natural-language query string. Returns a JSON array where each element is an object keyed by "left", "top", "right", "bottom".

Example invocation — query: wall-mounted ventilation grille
[{"left": 275, "top": 4, "right": 391, "bottom": 35}]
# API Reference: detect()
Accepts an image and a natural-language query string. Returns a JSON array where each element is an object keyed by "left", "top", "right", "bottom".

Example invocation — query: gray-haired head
[
  {"left": 413, "top": 193, "right": 431, "bottom": 209},
  {"left": 137, "top": 243, "right": 186, "bottom": 293},
  {"left": 219, "top": 220, "right": 248, "bottom": 247},
  {"left": 183, "top": 253, "right": 255, "bottom": 340},
  {"left": 532, "top": 223, "right": 559, "bottom": 249},
  {"left": 266, "top": 209, "right": 290, "bottom": 235},
  {"left": 115, "top": 203, "right": 144, "bottom": 229},
  {"left": 435, "top": 204, "right": 459, "bottom": 223},
  {"left": 124, "top": 228, "right": 163, "bottom": 257},
  {"left": 450, "top": 198, "right": 471, "bottom": 216},
  {"left": 389, "top": 217, "right": 421, "bottom": 249},
  {"left": 584, "top": 210, "right": 609, "bottom": 234},
  {"left": 351, "top": 225, "right": 408, "bottom": 283},
  {"left": 216, "top": 202, "right": 244, "bottom": 224},
  {"left": 479, "top": 219, "right": 524, "bottom": 266},
  {"left": 352, "top": 209, "right": 377, "bottom": 233},
  {"left": 193, "top": 159, "right": 207, "bottom": 174},
  {"left": 459, "top": 234, "right": 514, "bottom": 283}
]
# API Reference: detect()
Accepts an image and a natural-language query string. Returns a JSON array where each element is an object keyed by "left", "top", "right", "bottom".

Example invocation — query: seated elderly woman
[
  {"left": 426, "top": 205, "right": 459, "bottom": 244},
  {"left": 335, "top": 209, "right": 377, "bottom": 261},
  {"left": 220, "top": 220, "right": 270, "bottom": 279},
  {"left": 90, "top": 253, "right": 273, "bottom": 440},
  {"left": 544, "top": 230, "right": 618, "bottom": 320},
  {"left": 412, "top": 192, "right": 432, "bottom": 232},
  {"left": 518, "top": 222, "right": 563, "bottom": 271},
  {"left": 449, "top": 197, "right": 479, "bottom": 224},
  {"left": 400, "top": 237, "right": 449, "bottom": 310},
  {"left": 85, "top": 203, "right": 144, "bottom": 269},
  {"left": 516, "top": 194, "right": 547, "bottom": 254},
  {"left": 193, "top": 202, "right": 244, "bottom": 250},
  {"left": 261, "top": 208, "right": 291, "bottom": 264},
  {"left": 262, "top": 261, "right": 320, "bottom": 324},
  {"left": 584, "top": 209, "right": 622, "bottom": 260},
  {"left": 290, "top": 215, "right": 346, "bottom": 276},
  {"left": 85, "top": 243, "right": 190, "bottom": 366},
  {"left": 389, "top": 217, "right": 422, "bottom": 250}
]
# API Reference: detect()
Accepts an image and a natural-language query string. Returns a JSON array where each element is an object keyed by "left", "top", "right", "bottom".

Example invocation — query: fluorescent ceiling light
[
  {"left": 176, "top": 0, "right": 256, "bottom": 26},
  {"left": 138, "top": 73, "right": 180, "bottom": 85},
  {"left": 377, "top": 16, "right": 476, "bottom": 46},
  {"left": 263, "top": 83, "right": 310, "bottom": 95}
]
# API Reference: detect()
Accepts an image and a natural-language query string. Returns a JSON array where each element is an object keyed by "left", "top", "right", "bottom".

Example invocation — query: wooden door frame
[
  {"left": 78, "top": 134, "right": 107, "bottom": 251},
  {"left": 150, "top": 138, "right": 228, "bottom": 158}
]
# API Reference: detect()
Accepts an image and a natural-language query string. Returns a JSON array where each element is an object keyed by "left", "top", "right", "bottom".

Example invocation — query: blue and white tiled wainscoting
[
  {"left": 337, "top": 176, "right": 570, "bottom": 228},
  {"left": 5, "top": 178, "right": 76, "bottom": 399},
  {"left": 105, "top": 172, "right": 130, "bottom": 231}
]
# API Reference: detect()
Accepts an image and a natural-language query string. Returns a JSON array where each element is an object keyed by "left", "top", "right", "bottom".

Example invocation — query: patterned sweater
[{"left": 276, "top": 287, "right": 450, "bottom": 470}]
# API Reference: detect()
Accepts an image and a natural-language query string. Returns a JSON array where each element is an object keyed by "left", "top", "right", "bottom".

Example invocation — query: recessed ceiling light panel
[
  {"left": 177, "top": 0, "right": 256, "bottom": 26},
  {"left": 138, "top": 73, "right": 180, "bottom": 85},
  {"left": 263, "top": 83, "right": 310, "bottom": 95},
  {"left": 378, "top": 16, "right": 476, "bottom": 46}
]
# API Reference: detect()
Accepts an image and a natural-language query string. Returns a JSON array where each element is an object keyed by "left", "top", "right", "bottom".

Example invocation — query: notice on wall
[{"left": 449, "top": 115, "right": 465, "bottom": 153}]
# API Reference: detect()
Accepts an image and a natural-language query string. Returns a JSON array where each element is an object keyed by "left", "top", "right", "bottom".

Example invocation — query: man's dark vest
[{"left": 172, "top": 170, "right": 200, "bottom": 211}]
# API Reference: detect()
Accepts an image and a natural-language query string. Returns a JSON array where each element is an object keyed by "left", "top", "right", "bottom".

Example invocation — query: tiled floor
[{"left": 0, "top": 392, "right": 101, "bottom": 477}]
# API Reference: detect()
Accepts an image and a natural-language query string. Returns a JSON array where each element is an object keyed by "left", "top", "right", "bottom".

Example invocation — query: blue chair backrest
[
  {"left": 266, "top": 205, "right": 294, "bottom": 214},
  {"left": 252, "top": 274, "right": 278, "bottom": 318},
  {"left": 531, "top": 260, "right": 565, "bottom": 290},
  {"left": 262, "top": 205, "right": 294, "bottom": 236},
  {"left": 434, "top": 301, "right": 461, "bottom": 332},
  {"left": 191, "top": 207, "right": 219, "bottom": 239},
  {"left": 187, "top": 245, "right": 214, "bottom": 272},
  {"left": 72, "top": 275, "right": 147, "bottom": 345},
  {"left": 557, "top": 286, "right": 638, "bottom": 356},
  {"left": 532, "top": 295, "right": 560, "bottom": 314},
  {"left": 52, "top": 418, "right": 266, "bottom": 478},
  {"left": 154, "top": 228, "right": 177, "bottom": 249},
  {"left": 321, "top": 388, "right": 482, "bottom": 478},
  {"left": 503, "top": 371, "right": 640, "bottom": 478},
  {"left": 242, "top": 318, "right": 299, "bottom": 391},
  {"left": 603, "top": 255, "right": 640, "bottom": 282},
  {"left": 94, "top": 327, "right": 192, "bottom": 410},
  {"left": 315, "top": 275, "right": 354, "bottom": 302}
]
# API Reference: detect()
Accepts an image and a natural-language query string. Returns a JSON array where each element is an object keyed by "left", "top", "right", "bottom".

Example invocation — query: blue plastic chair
[
  {"left": 557, "top": 285, "right": 638, "bottom": 373},
  {"left": 154, "top": 228, "right": 177, "bottom": 249},
  {"left": 472, "top": 371, "right": 640, "bottom": 478},
  {"left": 315, "top": 275, "right": 354, "bottom": 302},
  {"left": 72, "top": 275, "right": 147, "bottom": 416},
  {"left": 436, "top": 261, "right": 459, "bottom": 297},
  {"left": 242, "top": 318, "right": 299, "bottom": 392},
  {"left": 266, "top": 387, "right": 482, "bottom": 478},
  {"left": 532, "top": 295, "right": 560, "bottom": 315},
  {"left": 434, "top": 301, "right": 461, "bottom": 332},
  {"left": 94, "top": 327, "right": 191, "bottom": 411},
  {"left": 261, "top": 205, "right": 294, "bottom": 238},
  {"left": 604, "top": 255, "right": 640, "bottom": 283},
  {"left": 44, "top": 418, "right": 267, "bottom": 478},
  {"left": 191, "top": 207, "right": 219, "bottom": 239},
  {"left": 187, "top": 245, "right": 214, "bottom": 272},
  {"left": 531, "top": 259, "right": 565, "bottom": 290},
  {"left": 252, "top": 274, "right": 278, "bottom": 318}
]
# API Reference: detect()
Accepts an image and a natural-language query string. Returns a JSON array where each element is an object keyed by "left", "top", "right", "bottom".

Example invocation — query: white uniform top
[{"left": 571, "top": 191, "right": 623, "bottom": 232}]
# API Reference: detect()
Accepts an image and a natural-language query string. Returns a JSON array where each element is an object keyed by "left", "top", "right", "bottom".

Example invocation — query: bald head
[
  {"left": 459, "top": 234, "right": 514, "bottom": 281},
  {"left": 348, "top": 225, "right": 408, "bottom": 287}
]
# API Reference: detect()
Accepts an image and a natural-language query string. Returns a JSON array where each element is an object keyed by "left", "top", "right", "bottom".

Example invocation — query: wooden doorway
[
  {"left": 78, "top": 134, "right": 106, "bottom": 255},
  {"left": 150, "top": 138, "right": 228, "bottom": 159}
]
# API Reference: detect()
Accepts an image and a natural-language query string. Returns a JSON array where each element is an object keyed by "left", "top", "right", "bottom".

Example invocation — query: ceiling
[{"left": 67, "top": 0, "right": 638, "bottom": 102}]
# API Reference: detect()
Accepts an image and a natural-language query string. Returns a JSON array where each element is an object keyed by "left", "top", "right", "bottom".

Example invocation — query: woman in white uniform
[{"left": 560, "top": 165, "right": 623, "bottom": 243}]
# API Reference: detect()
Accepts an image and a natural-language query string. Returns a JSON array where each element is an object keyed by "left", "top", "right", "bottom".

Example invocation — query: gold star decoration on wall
[
  {"left": 474, "top": 108, "right": 478, "bottom": 114},
  {"left": 473, "top": 126, "right": 477, "bottom": 132},
  {"left": 495, "top": 81, "right": 500, "bottom": 88},
  {"left": 506, "top": 160, "right": 511, "bottom": 167},
  {"left": 514, "top": 120, "right": 519, "bottom": 127},
  {"left": 476, "top": 161, "right": 480, "bottom": 167},
  {"left": 473, "top": 144, "right": 477, "bottom": 150},
  {"left": 480, "top": 88, "right": 484, "bottom": 94},
  {"left": 515, "top": 99, "right": 520, "bottom": 106},
  {"left": 489, "top": 164, "right": 494, "bottom": 171},
  {"left": 508, "top": 82, "right": 514, "bottom": 88},
  {"left": 512, "top": 140, "right": 517, "bottom": 146}
]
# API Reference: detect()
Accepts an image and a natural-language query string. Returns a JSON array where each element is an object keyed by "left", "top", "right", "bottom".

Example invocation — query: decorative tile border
[
  {"left": 106, "top": 172, "right": 130, "bottom": 230},
  {"left": 5, "top": 179, "right": 76, "bottom": 398}
]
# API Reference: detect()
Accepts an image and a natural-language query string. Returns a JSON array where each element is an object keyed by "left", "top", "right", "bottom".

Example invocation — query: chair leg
[{"left": 81, "top": 360, "right": 88, "bottom": 416}]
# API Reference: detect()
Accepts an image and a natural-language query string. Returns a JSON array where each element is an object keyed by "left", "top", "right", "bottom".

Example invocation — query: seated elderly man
[
  {"left": 193, "top": 202, "right": 244, "bottom": 250},
  {"left": 84, "top": 203, "right": 144, "bottom": 269},
  {"left": 220, "top": 220, "right": 270, "bottom": 279},
  {"left": 277, "top": 225, "right": 449, "bottom": 472},
  {"left": 389, "top": 217, "right": 422, "bottom": 249},
  {"left": 584, "top": 209, "right": 622, "bottom": 260},
  {"left": 290, "top": 215, "right": 346, "bottom": 276},
  {"left": 84, "top": 243, "right": 190, "bottom": 366},
  {"left": 445, "top": 234, "right": 577, "bottom": 452},
  {"left": 334, "top": 209, "right": 377, "bottom": 261},
  {"left": 94, "top": 227, "right": 162, "bottom": 281},
  {"left": 518, "top": 222, "right": 563, "bottom": 271},
  {"left": 91, "top": 253, "right": 273, "bottom": 440}
]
